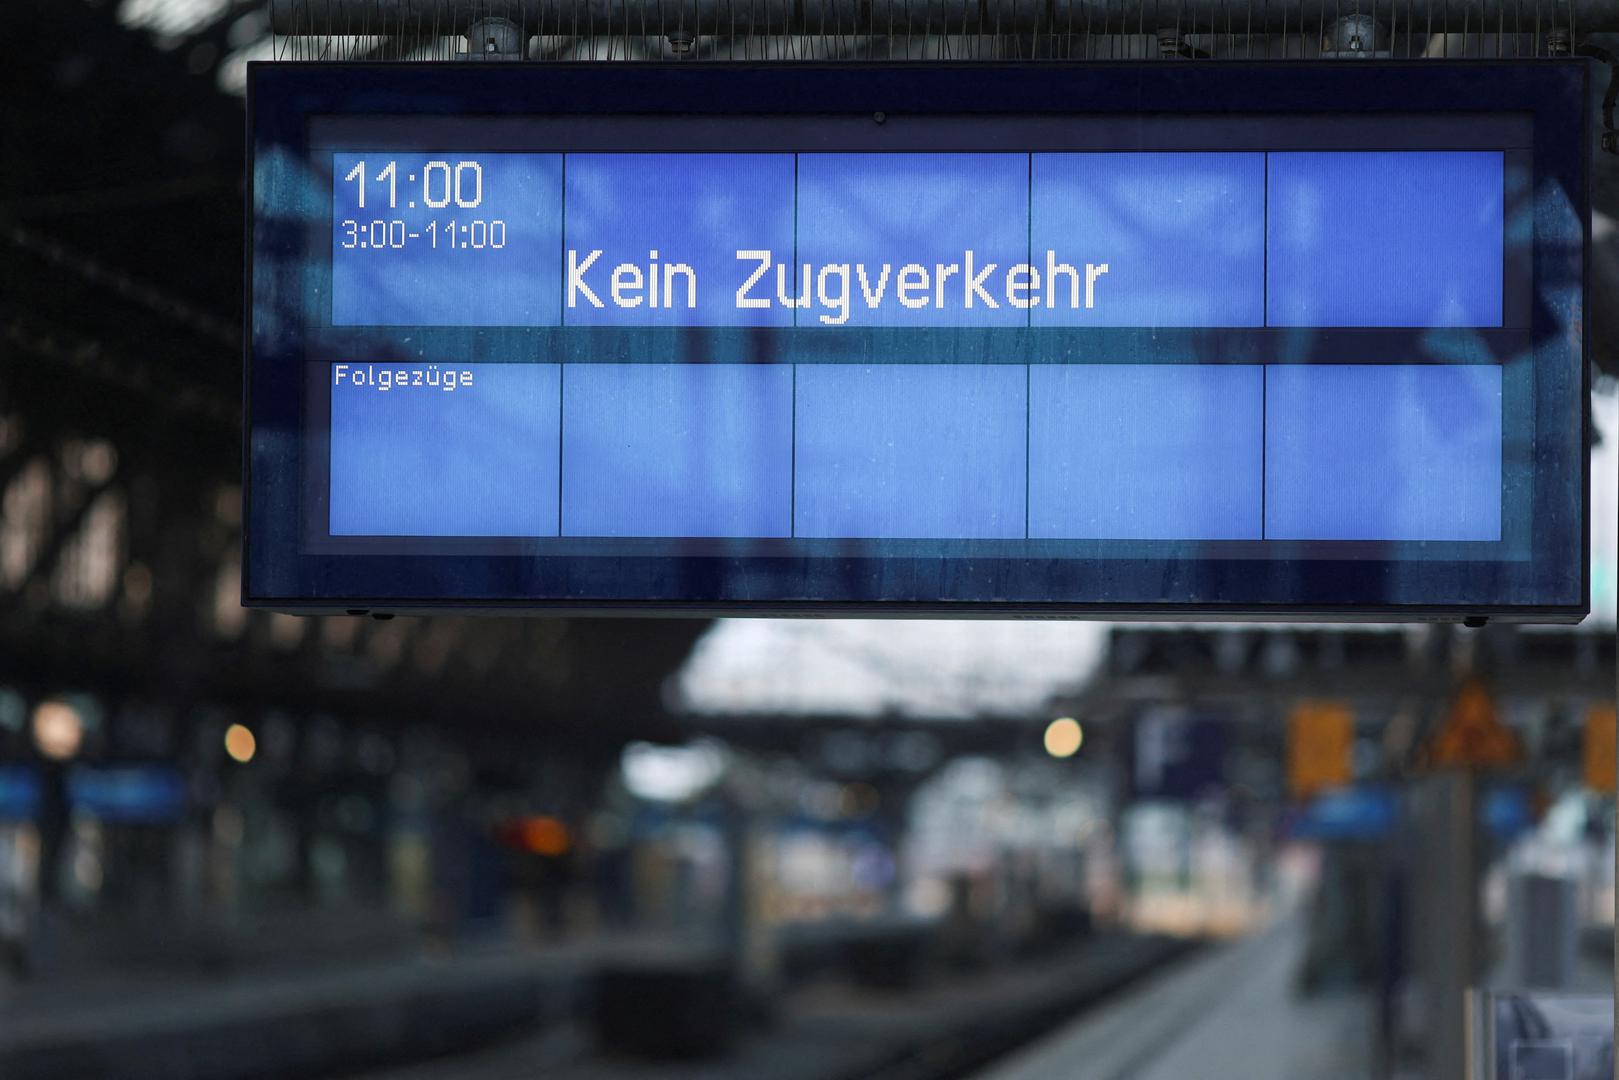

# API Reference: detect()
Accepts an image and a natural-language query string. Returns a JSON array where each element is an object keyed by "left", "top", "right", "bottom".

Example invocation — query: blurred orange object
[
  {"left": 1426, "top": 680, "right": 1522, "bottom": 770},
  {"left": 1582, "top": 703, "right": 1617, "bottom": 794},
  {"left": 1287, "top": 700, "right": 1354, "bottom": 799}
]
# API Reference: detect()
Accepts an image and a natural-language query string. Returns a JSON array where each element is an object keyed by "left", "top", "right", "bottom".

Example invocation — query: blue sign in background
[
  {"left": 0, "top": 766, "right": 187, "bottom": 824},
  {"left": 0, "top": 766, "right": 40, "bottom": 821},
  {"left": 1128, "top": 711, "right": 1228, "bottom": 802},
  {"left": 67, "top": 766, "right": 187, "bottom": 825}
]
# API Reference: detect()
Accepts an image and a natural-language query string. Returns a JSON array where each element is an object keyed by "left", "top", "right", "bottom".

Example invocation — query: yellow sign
[
  {"left": 1583, "top": 703, "right": 1617, "bottom": 794},
  {"left": 1288, "top": 700, "right": 1354, "bottom": 799},
  {"left": 1427, "top": 680, "right": 1521, "bottom": 770}
]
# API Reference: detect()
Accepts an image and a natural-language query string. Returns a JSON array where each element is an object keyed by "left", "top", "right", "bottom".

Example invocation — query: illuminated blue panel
[
  {"left": 330, "top": 363, "right": 561, "bottom": 535},
  {"left": 67, "top": 767, "right": 185, "bottom": 825},
  {"left": 794, "top": 154, "right": 1030, "bottom": 327},
  {"left": 1265, "top": 364, "right": 1502, "bottom": 541},
  {"left": 562, "top": 363, "right": 793, "bottom": 537},
  {"left": 563, "top": 154, "right": 796, "bottom": 327},
  {"left": 1030, "top": 153, "right": 1265, "bottom": 327},
  {"left": 794, "top": 364, "right": 1027, "bottom": 538},
  {"left": 1267, "top": 151, "right": 1504, "bottom": 327},
  {"left": 332, "top": 153, "right": 564, "bottom": 326},
  {"left": 1029, "top": 364, "right": 1263, "bottom": 539},
  {"left": 0, "top": 766, "right": 39, "bottom": 822}
]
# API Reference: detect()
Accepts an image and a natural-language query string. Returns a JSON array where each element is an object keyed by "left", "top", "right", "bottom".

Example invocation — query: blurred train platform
[
  {"left": 0, "top": 921, "right": 595, "bottom": 1080},
  {"left": 341, "top": 931, "right": 1195, "bottom": 1080},
  {"left": 978, "top": 913, "right": 1383, "bottom": 1080},
  {"left": 0, "top": 914, "right": 1194, "bottom": 1080},
  {"left": 979, "top": 900, "right": 1616, "bottom": 1080}
]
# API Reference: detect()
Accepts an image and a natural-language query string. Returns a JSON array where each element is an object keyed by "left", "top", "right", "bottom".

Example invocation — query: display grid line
[
  {"left": 1025, "top": 152, "right": 1033, "bottom": 539},
  {"left": 791, "top": 153, "right": 799, "bottom": 537}
]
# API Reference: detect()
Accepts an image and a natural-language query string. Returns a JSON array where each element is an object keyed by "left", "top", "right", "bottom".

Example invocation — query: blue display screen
[
  {"left": 246, "top": 63, "right": 1588, "bottom": 617},
  {"left": 329, "top": 148, "right": 1498, "bottom": 333},
  {"left": 324, "top": 147, "right": 1508, "bottom": 543}
]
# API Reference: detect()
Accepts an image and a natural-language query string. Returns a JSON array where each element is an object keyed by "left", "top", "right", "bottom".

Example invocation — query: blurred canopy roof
[{"left": 675, "top": 620, "right": 1108, "bottom": 720}]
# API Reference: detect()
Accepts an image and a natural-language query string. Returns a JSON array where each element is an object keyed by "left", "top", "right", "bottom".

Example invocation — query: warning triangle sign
[{"left": 1426, "top": 680, "right": 1522, "bottom": 770}]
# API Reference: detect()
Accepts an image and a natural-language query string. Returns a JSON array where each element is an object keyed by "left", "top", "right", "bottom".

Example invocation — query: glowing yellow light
[
  {"left": 224, "top": 723, "right": 257, "bottom": 763},
  {"left": 1044, "top": 717, "right": 1083, "bottom": 759},
  {"left": 32, "top": 700, "right": 84, "bottom": 762}
]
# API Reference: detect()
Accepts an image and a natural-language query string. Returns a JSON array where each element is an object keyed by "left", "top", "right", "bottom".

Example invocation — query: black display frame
[{"left": 245, "top": 60, "right": 1590, "bottom": 621}]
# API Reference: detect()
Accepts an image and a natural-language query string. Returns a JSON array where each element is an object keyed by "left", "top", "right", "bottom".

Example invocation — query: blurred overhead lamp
[
  {"left": 1044, "top": 717, "right": 1084, "bottom": 759},
  {"left": 32, "top": 700, "right": 84, "bottom": 762},
  {"left": 224, "top": 723, "right": 257, "bottom": 764}
]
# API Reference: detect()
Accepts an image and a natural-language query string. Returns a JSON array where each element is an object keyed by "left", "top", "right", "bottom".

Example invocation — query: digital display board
[{"left": 246, "top": 63, "right": 1589, "bottom": 619}]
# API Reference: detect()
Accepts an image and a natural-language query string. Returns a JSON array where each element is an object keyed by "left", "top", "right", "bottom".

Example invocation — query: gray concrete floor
[{"left": 978, "top": 914, "right": 1381, "bottom": 1080}]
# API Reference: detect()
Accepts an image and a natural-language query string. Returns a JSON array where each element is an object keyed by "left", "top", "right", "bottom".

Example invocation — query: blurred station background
[{"left": 2, "top": 2, "right": 1618, "bottom": 1078}]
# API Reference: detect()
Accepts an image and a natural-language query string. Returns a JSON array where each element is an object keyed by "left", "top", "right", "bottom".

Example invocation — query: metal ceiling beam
[{"left": 269, "top": 0, "right": 1606, "bottom": 37}]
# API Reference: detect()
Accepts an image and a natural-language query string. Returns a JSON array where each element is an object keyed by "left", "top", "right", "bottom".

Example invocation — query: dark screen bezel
[{"left": 244, "top": 60, "right": 1590, "bottom": 620}]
